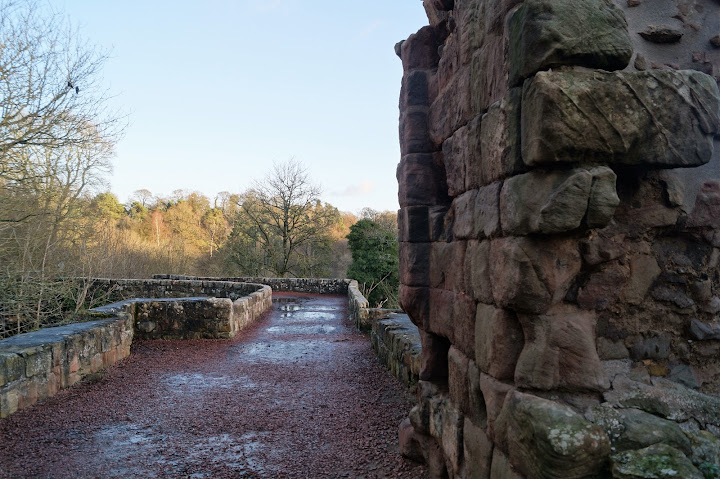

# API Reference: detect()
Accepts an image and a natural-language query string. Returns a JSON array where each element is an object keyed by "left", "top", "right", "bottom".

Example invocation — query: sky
[{"left": 54, "top": 0, "right": 429, "bottom": 214}]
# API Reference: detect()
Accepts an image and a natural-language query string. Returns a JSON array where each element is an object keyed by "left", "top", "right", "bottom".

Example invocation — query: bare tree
[
  {"left": 228, "top": 159, "right": 339, "bottom": 277},
  {"left": 0, "top": 0, "right": 124, "bottom": 337}
]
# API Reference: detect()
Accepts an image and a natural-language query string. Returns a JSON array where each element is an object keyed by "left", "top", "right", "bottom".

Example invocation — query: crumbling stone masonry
[{"left": 396, "top": 0, "right": 720, "bottom": 477}]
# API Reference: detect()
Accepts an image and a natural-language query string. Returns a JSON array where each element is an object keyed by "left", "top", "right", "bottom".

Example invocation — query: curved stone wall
[
  {"left": 397, "top": 0, "right": 720, "bottom": 477},
  {"left": 1, "top": 278, "right": 272, "bottom": 418}
]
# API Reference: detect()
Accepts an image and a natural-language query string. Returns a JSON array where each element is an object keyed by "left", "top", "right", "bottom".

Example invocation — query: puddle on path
[
  {"left": 92, "top": 425, "right": 274, "bottom": 477},
  {"left": 163, "top": 373, "right": 257, "bottom": 390},
  {"left": 265, "top": 325, "right": 337, "bottom": 335},
  {"left": 234, "top": 339, "right": 330, "bottom": 362}
]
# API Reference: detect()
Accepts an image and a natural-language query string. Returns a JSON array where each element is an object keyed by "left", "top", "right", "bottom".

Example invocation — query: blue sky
[{"left": 56, "top": 1, "right": 428, "bottom": 213}]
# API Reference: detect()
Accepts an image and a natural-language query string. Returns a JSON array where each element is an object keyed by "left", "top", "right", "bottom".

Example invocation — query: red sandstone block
[
  {"left": 397, "top": 154, "right": 450, "bottom": 208},
  {"left": 471, "top": 34, "right": 509, "bottom": 116},
  {"left": 437, "top": 29, "right": 460, "bottom": 93},
  {"left": 448, "top": 346, "right": 470, "bottom": 417},
  {"left": 441, "top": 125, "right": 469, "bottom": 197},
  {"left": 400, "top": 107, "right": 433, "bottom": 155},
  {"left": 453, "top": 292, "right": 476, "bottom": 358},
  {"left": 402, "top": 70, "right": 430, "bottom": 108},
  {"left": 429, "top": 241, "right": 467, "bottom": 292},
  {"left": 399, "top": 284, "right": 430, "bottom": 329},
  {"left": 399, "top": 242, "right": 431, "bottom": 287},
  {"left": 399, "top": 206, "right": 430, "bottom": 243},
  {"left": 429, "top": 66, "right": 473, "bottom": 147},
  {"left": 419, "top": 328, "right": 451, "bottom": 381},
  {"left": 429, "top": 205, "right": 453, "bottom": 242},
  {"left": 475, "top": 304, "right": 523, "bottom": 380},
  {"left": 429, "top": 288, "right": 456, "bottom": 341},
  {"left": 401, "top": 26, "right": 441, "bottom": 71}
]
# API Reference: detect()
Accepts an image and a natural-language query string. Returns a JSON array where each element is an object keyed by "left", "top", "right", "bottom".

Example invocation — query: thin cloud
[
  {"left": 356, "top": 20, "right": 384, "bottom": 40},
  {"left": 332, "top": 181, "right": 375, "bottom": 197}
]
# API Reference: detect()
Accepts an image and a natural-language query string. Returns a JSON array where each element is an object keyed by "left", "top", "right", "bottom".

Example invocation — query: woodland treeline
[{"left": 0, "top": 1, "right": 398, "bottom": 338}]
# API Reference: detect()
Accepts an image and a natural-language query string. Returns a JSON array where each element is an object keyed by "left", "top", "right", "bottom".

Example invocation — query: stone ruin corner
[{"left": 396, "top": 0, "right": 720, "bottom": 477}]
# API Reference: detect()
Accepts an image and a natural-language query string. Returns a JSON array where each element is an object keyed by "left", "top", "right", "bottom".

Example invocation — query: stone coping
[
  {"left": 152, "top": 275, "right": 351, "bottom": 295},
  {"left": 370, "top": 313, "right": 422, "bottom": 389}
]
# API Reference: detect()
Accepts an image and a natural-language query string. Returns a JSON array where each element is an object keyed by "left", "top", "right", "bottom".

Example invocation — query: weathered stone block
[
  {"left": 430, "top": 241, "right": 466, "bottom": 292},
  {"left": 454, "top": 183, "right": 501, "bottom": 240},
  {"left": 0, "top": 353, "right": 24, "bottom": 387},
  {"left": 399, "top": 242, "right": 431, "bottom": 287},
  {"left": 467, "top": 360, "right": 487, "bottom": 426},
  {"left": 479, "top": 89, "right": 524, "bottom": 185},
  {"left": 688, "top": 180, "right": 720, "bottom": 228},
  {"left": 515, "top": 304, "right": 609, "bottom": 391},
  {"left": 504, "top": 391, "right": 611, "bottom": 478},
  {"left": 457, "top": 0, "right": 487, "bottom": 65},
  {"left": 399, "top": 417, "right": 425, "bottom": 463},
  {"left": 448, "top": 346, "right": 470, "bottom": 417},
  {"left": 430, "top": 66, "right": 473, "bottom": 146},
  {"left": 402, "top": 70, "right": 430, "bottom": 107},
  {"left": 500, "top": 167, "right": 619, "bottom": 235},
  {"left": 489, "top": 447, "right": 523, "bottom": 479},
  {"left": 429, "top": 288, "right": 456, "bottom": 341},
  {"left": 465, "top": 240, "right": 493, "bottom": 305},
  {"left": 399, "top": 284, "right": 430, "bottom": 329},
  {"left": 398, "top": 206, "right": 430, "bottom": 243},
  {"left": 420, "top": 329, "right": 451, "bottom": 381},
  {"left": 401, "top": 25, "right": 440, "bottom": 71},
  {"left": 471, "top": 34, "right": 509, "bottom": 116},
  {"left": 589, "top": 405, "right": 691, "bottom": 455},
  {"left": 400, "top": 107, "right": 432, "bottom": 155},
  {"left": 429, "top": 205, "right": 453, "bottom": 242},
  {"left": 475, "top": 304, "right": 523, "bottom": 380},
  {"left": 490, "top": 236, "right": 581, "bottom": 314},
  {"left": 397, "top": 153, "right": 450, "bottom": 208},
  {"left": 442, "top": 124, "right": 469, "bottom": 197},
  {"left": 522, "top": 70, "right": 720, "bottom": 167},
  {"left": 430, "top": 398, "right": 464, "bottom": 476},
  {"left": 611, "top": 443, "right": 702, "bottom": 479},
  {"left": 509, "top": 0, "right": 632, "bottom": 85},
  {"left": 577, "top": 261, "right": 630, "bottom": 310},
  {"left": 479, "top": 373, "right": 514, "bottom": 448},
  {"left": 21, "top": 346, "right": 52, "bottom": 378},
  {"left": 453, "top": 292, "right": 477, "bottom": 358},
  {"left": 464, "top": 417, "right": 493, "bottom": 479}
]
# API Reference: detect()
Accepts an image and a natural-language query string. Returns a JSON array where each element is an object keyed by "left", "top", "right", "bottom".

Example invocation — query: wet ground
[{"left": 0, "top": 293, "right": 427, "bottom": 478}]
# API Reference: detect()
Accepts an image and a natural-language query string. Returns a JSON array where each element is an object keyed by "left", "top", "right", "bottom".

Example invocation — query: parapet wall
[
  {"left": 153, "top": 275, "right": 350, "bottom": 295},
  {"left": 397, "top": 0, "right": 720, "bottom": 477},
  {"left": 0, "top": 316, "right": 133, "bottom": 418},
  {"left": 1, "top": 278, "right": 272, "bottom": 418}
]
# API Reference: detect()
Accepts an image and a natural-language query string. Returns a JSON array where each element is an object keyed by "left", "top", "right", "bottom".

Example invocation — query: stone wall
[
  {"left": 92, "top": 284, "right": 272, "bottom": 340},
  {"left": 1, "top": 278, "right": 272, "bottom": 418},
  {"left": 152, "top": 275, "right": 350, "bottom": 295},
  {"left": 0, "top": 316, "right": 133, "bottom": 418},
  {"left": 397, "top": 0, "right": 720, "bottom": 477},
  {"left": 371, "top": 313, "right": 422, "bottom": 388}
]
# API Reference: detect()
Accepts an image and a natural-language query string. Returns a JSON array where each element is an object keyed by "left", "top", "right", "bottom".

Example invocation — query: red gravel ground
[{"left": 0, "top": 293, "right": 428, "bottom": 478}]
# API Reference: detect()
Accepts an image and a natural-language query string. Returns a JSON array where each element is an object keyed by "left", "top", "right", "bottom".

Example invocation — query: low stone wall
[
  {"left": 90, "top": 278, "right": 265, "bottom": 302},
  {"left": 152, "top": 275, "right": 350, "bottom": 295},
  {"left": 371, "top": 313, "right": 422, "bottom": 389},
  {"left": 0, "top": 315, "right": 133, "bottom": 418},
  {"left": 92, "top": 284, "right": 272, "bottom": 340},
  {"left": 1, "top": 278, "right": 272, "bottom": 418}
]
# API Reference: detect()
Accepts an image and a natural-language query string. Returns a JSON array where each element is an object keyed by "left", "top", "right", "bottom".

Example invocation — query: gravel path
[{"left": 0, "top": 293, "right": 427, "bottom": 478}]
